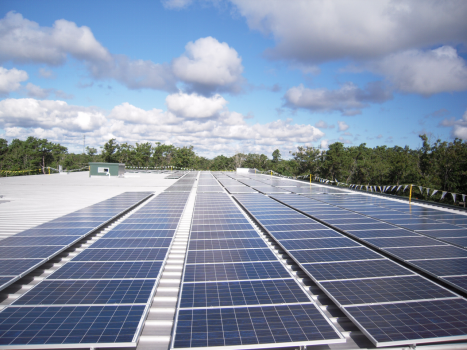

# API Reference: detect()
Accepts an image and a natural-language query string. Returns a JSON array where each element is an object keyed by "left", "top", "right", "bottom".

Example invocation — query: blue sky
[{"left": 0, "top": 0, "right": 466, "bottom": 158}]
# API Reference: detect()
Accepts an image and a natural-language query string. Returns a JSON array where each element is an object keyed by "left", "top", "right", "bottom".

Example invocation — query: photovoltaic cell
[
  {"left": 385, "top": 246, "right": 467, "bottom": 260},
  {"left": 0, "top": 246, "right": 62, "bottom": 259},
  {"left": 173, "top": 304, "right": 342, "bottom": 348},
  {"left": 89, "top": 238, "right": 173, "bottom": 249},
  {"left": 408, "top": 258, "right": 467, "bottom": 276},
  {"left": 344, "top": 299, "right": 467, "bottom": 346},
  {"left": 15, "top": 228, "right": 92, "bottom": 237},
  {"left": 320, "top": 276, "right": 455, "bottom": 305},
  {"left": 71, "top": 248, "right": 168, "bottom": 261},
  {"left": 362, "top": 236, "right": 446, "bottom": 248},
  {"left": 290, "top": 247, "right": 382, "bottom": 264},
  {"left": 183, "top": 262, "right": 291, "bottom": 282},
  {"left": 13, "top": 279, "right": 155, "bottom": 305},
  {"left": 0, "top": 236, "right": 78, "bottom": 246},
  {"left": 180, "top": 279, "right": 310, "bottom": 307},
  {"left": 103, "top": 229, "right": 175, "bottom": 238},
  {"left": 0, "top": 259, "right": 43, "bottom": 275},
  {"left": 302, "top": 260, "right": 414, "bottom": 281},
  {"left": 272, "top": 231, "right": 341, "bottom": 240},
  {"left": 443, "top": 276, "right": 467, "bottom": 293},
  {"left": 280, "top": 237, "right": 360, "bottom": 250},
  {"left": 186, "top": 249, "right": 277, "bottom": 264},
  {"left": 48, "top": 261, "right": 163, "bottom": 279},
  {"left": 346, "top": 229, "right": 419, "bottom": 239},
  {"left": 0, "top": 305, "right": 145, "bottom": 346},
  {"left": 188, "top": 238, "right": 267, "bottom": 250}
]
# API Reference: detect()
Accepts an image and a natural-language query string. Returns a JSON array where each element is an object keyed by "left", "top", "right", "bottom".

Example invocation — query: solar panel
[
  {"left": 443, "top": 276, "right": 467, "bottom": 293},
  {"left": 183, "top": 262, "right": 292, "bottom": 282},
  {"left": 186, "top": 248, "right": 277, "bottom": 264},
  {"left": 72, "top": 248, "right": 169, "bottom": 261},
  {"left": 290, "top": 247, "right": 382, "bottom": 263},
  {"left": 344, "top": 299, "right": 467, "bottom": 346},
  {"left": 319, "top": 275, "right": 455, "bottom": 305},
  {"left": 408, "top": 258, "right": 467, "bottom": 276},
  {"left": 173, "top": 304, "right": 343, "bottom": 348},
  {"left": 362, "top": 236, "right": 446, "bottom": 248},
  {"left": 280, "top": 237, "right": 360, "bottom": 250},
  {"left": 302, "top": 259, "right": 415, "bottom": 281},
  {"left": 0, "top": 305, "right": 146, "bottom": 346},
  {"left": 89, "top": 237, "right": 173, "bottom": 248},
  {"left": 385, "top": 246, "right": 467, "bottom": 260},
  {"left": 0, "top": 259, "right": 43, "bottom": 275},
  {"left": 180, "top": 279, "right": 310, "bottom": 308},
  {"left": 188, "top": 238, "right": 267, "bottom": 250}
]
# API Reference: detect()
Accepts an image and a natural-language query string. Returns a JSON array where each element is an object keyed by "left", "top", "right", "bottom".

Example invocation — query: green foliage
[{"left": 1, "top": 134, "right": 466, "bottom": 202}]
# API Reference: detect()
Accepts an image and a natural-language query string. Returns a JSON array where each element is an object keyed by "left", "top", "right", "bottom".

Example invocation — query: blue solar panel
[
  {"left": 13, "top": 279, "right": 155, "bottom": 305},
  {"left": 320, "top": 275, "right": 455, "bottom": 305},
  {"left": 103, "top": 229, "right": 175, "bottom": 238},
  {"left": 0, "top": 246, "right": 63, "bottom": 259},
  {"left": 344, "top": 299, "right": 467, "bottom": 346},
  {"left": 90, "top": 238, "right": 172, "bottom": 249},
  {"left": 186, "top": 248, "right": 277, "bottom": 264},
  {"left": 363, "top": 236, "right": 446, "bottom": 248},
  {"left": 441, "top": 237, "right": 467, "bottom": 248},
  {"left": 265, "top": 223, "right": 326, "bottom": 232},
  {"left": 48, "top": 261, "right": 163, "bottom": 279},
  {"left": 183, "top": 262, "right": 291, "bottom": 282},
  {"left": 173, "top": 304, "right": 342, "bottom": 348},
  {"left": 190, "top": 231, "right": 259, "bottom": 239},
  {"left": 280, "top": 237, "right": 360, "bottom": 250},
  {"left": 0, "top": 236, "right": 78, "bottom": 246},
  {"left": 188, "top": 239, "right": 267, "bottom": 250},
  {"left": 398, "top": 223, "right": 461, "bottom": 230},
  {"left": 272, "top": 230, "right": 341, "bottom": 240},
  {"left": 15, "top": 228, "right": 92, "bottom": 237},
  {"left": 191, "top": 223, "right": 253, "bottom": 231},
  {"left": 333, "top": 223, "right": 396, "bottom": 231},
  {"left": 385, "top": 246, "right": 467, "bottom": 260},
  {"left": 72, "top": 248, "right": 168, "bottom": 261},
  {"left": 180, "top": 279, "right": 310, "bottom": 307},
  {"left": 0, "top": 259, "right": 43, "bottom": 275},
  {"left": 290, "top": 247, "right": 382, "bottom": 264},
  {"left": 302, "top": 259, "right": 414, "bottom": 281},
  {"left": 35, "top": 222, "right": 97, "bottom": 229},
  {"left": 443, "top": 276, "right": 467, "bottom": 293},
  {"left": 0, "top": 305, "right": 145, "bottom": 346},
  {"left": 346, "top": 229, "right": 419, "bottom": 239},
  {"left": 408, "top": 258, "right": 467, "bottom": 276},
  {"left": 427, "top": 230, "right": 467, "bottom": 238},
  {"left": 112, "top": 223, "right": 179, "bottom": 230},
  {"left": 0, "top": 277, "right": 14, "bottom": 289}
]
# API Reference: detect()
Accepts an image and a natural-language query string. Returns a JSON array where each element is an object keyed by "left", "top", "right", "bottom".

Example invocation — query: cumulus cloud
[
  {"left": 284, "top": 82, "right": 392, "bottom": 116},
  {"left": 172, "top": 37, "right": 244, "bottom": 94},
  {"left": 369, "top": 46, "right": 467, "bottom": 95},
  {"left": 0, "top": 98, "right": 106, "bottom": 131},
  {"left": 230, "top": 0, "right": 467, "bottom": 63},
  {"left": 166, "top": 92, "right": 227, "bottom": 118},
  {"left": 0, "top": 67, "right": 28, "bottom": 95},
  {"left": 315, "top": 120, "right": 332, "bottom": 129},
  {"left": 0, "top": 12, "right": 176, "bottom": 91},
  {"left": 320, "top": 139, "right": 329, "bottom": 149},
  {"left": 439, "top": 109, "right": 467, "bottom": 140},
  {"left": 0, "top": 96, "right": 325, "bottom": 157},
  {"left": 337, "top": 121, "right": 349, "bottom": 131}
]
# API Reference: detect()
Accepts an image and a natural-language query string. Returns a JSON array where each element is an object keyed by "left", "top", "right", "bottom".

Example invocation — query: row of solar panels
[
  {"left": 0, "top": 192, "right": 153, "bottom": 292},
  {"left": 171, "top": 184, "right": 345, "bottom": 349},
  {"left": 280, "top": 193, "right": 467, "bottom": 294},
  {"left": 0, "top": 189, "right": 190, "bottom": 348}
]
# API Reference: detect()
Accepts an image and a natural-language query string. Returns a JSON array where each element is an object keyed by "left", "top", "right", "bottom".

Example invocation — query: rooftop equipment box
[{"left": 89, "top": 162, "right": 125, "bottom": 177}]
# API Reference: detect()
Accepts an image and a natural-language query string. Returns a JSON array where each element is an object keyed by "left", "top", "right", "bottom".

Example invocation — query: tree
[
  {"left": 272, "top": 149, "right": 281, "bottom": 163},
  {"left": 291, "top": 146, "right": 322, "bottom": 175},
  {"left": 101, "top": 139, "right": 119, "bottom": 163}
]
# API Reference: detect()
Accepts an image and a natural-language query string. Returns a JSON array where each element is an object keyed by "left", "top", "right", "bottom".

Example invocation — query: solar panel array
[
  {"left": 274, "top": 193, "right": 467, "bottom": 295},
  {"left": 234, "top": 193, "right": 467, "bottom": 347},
  {"left": 166, "top": 172, "right": 197, "bottom": 192},
  {"left": 0, "top": 191, "right": 190, "bottom": 348},
  {"left": 0, "top": 192, "right": 153, "bottom": 292},
  {"left": 171, "top": 191, "right": 344, "bottom": 349}
]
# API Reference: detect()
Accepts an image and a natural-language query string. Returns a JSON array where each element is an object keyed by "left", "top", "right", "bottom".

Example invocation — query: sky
[{"left": 0, "top": 0, "right": 466, "bottom": 158}]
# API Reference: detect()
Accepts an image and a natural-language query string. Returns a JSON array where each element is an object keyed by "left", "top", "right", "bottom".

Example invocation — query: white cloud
[
  {"left": 39, "top": 68, "right": 55, "bottom": 79},
  {"left": 320, "top": 139, "right": 329, "bottom": 149},
  {"left": 166, "top": 92, "right": 227, "bottom": 118},
  {"left": 25, "top": 82, "right": 73, "bottom": 100},
  {"left": 161, "top": 0, "right": 193, "bottom": 9},
  {"left": 0, "top": 12, "right": 175, "bottom": 91},
  {"left": 172, "top": 37, "right": 244, "bottom": 94},
  {"left": 440, "top": 109, "right": 467, "bottom": 140},
  {"left": 284, "top": 82, "right": 392, "bottom": 116},
  {"left": 0, "top": 67, "right": 28, "bottom": 95},
  {"left": 369, "top": 46, "right": 467, "bottom": 95},
  {"left": 0, "top": 98, "right": 106, "bottom": 131},
  {"left": 0, "top": 96, "right": 326, "bottom": 157},
  {"left": 337, "top": 121, "right": 349, "bottom": 131},
  {"left": 230, "top": 0, "right": 467, "bottom": 63},
  {"left": 315, "top": 120, "right": 329, "bottom": 129}
]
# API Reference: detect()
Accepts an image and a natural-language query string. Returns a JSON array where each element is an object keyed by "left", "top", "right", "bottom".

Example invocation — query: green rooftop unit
[{"left": 89, "top": 162, "right": 125, "bottom": 177}]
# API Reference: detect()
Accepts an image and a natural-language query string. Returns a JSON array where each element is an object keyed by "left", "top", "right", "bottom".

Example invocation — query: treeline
[{"left": 1, "top": 135, "right": 466, "bottom": 196}]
